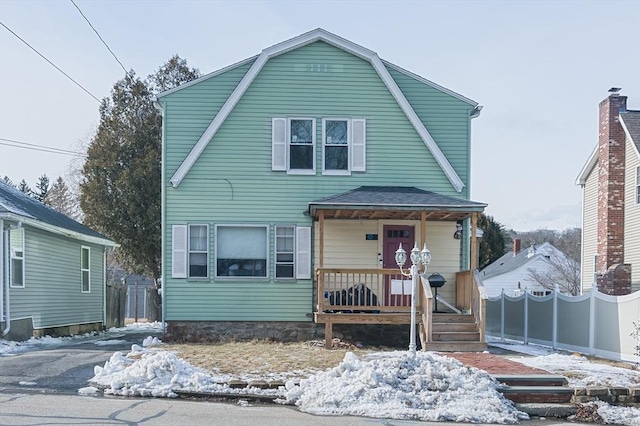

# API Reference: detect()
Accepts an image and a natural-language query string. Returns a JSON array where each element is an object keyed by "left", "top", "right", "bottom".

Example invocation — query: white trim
[
  {"left": 9, "top": 227, "right": 25, "bottom": 289},
  {"left": 287, "top": 117, "right": 316, "bottom": 174},
  {"left": 635, "top": 165, "right": 640, "bottom": 205},
  {"left": 351, "top": 118, "right": 366, "bottom": 172},
  {"left": 576, "top": 145, "right": 598, "bottom": 185},
  {"left": 169, "top": 28, "right": 466, "bottom": 192},
  {"left": 322, "top": 118, "right": 351, "bottom": 175},
  {"left": 382, "top": 60, "right": 478, "bottom": 107},
  {"left": 0, "top": 213, "right": 117, "bottom": 247},
  {"left": 295, "top": 226, "right": 312, "bottom": 279},
  {"left": 81, "top": 245, "right": 90, "bottom": 293},
  {"left": 620, "top": 112, "right": 640, "bottom": 160},
  {"left": 214, "top": 224, "right": 269, "bottom": 279},
  {"left": 272, "top": 117, "right": 287, "bottom": 171},
  {"left": 171, "top": 225, "right": 188, "bottom": 278},
  {"left": 155, "top": 56, "right": 259, "bottom": 99},
  {"left": 275, "top": 225, "right": 296, "bottom": 279}
]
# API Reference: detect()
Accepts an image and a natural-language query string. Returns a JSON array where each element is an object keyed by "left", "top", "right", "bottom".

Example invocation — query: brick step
[
  {"left": 432, "top": 313, "right": 475, "bottom": 323},
  {"left": 493, "top": 374, "right": 568, "bottom": 387},
  {"left": 423, "top": 341, "right": 487, "bottom": 352},
  {"left": 432, "top": 322, "right": 478, "bottom": 332},
  {"left": 432, "top": 331, "right": 481, "bottom": 341},
  {"left": 498, "top": 386, "right": 574, "bottom": 404}
]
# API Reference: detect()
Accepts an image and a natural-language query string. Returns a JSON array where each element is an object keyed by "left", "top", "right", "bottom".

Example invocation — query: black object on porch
[{"left": 428, "top": 273, "right": 447, "bottom": 313}]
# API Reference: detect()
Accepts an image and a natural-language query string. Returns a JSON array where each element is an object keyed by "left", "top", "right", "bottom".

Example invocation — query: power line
[
  {"left": 0, "top": 21, "right": 101, "bottom": 103},
  {"left": 70, "top": 0, "right": 129, "bottom": 76},
  {"left": 0, "top": 138, "right": 87, "bottom": 157}
]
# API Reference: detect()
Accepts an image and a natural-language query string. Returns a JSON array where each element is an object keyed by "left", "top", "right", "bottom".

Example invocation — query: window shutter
[
  {"left": 351, "top": 119, "right": 366, "bottom": 171},
  {"left": 295, "top": 226, "right": 312, "bottom": 279},
  {"left": 272, "top": 118, "right": 287, "bottom": 171},
  {"left": 172, "top": 225, "right": 188, "bottom": 278}
]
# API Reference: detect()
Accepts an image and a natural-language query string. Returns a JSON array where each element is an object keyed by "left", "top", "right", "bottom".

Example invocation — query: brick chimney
[
  {"left": 513, "top": 238, "right": 521, "bottom": 256},
  {"left": 596, "top": 92, "right": 628, "bottom": 294}
]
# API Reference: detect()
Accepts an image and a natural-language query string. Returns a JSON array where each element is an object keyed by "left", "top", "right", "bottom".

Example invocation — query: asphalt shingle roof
[
  {"left": 311, "top": 186, "right": 487, "bottom": 209},
  {"left": 620, "top": 110, "right": 640, "bottom": 154},
  {"left": 480, "top": 242, "right": 556, "bottom": 279},
  {"left": 0, "top": 180, "right": 113, "bottom": 242}
]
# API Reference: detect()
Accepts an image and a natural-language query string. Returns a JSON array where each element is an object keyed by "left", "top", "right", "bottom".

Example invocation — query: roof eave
[
  {"left": 576, "top": 145, "right": 598, "bottom": 185},
  {"left": 620, "top": 113, "right": 640, "bottom": 159}
]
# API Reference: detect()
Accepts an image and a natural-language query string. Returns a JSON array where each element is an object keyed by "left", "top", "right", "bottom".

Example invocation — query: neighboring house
[
  {"left": 108, "top": 268, "right": 155, "bottom": 320},
  {"left": 480, "top": 240, "right": 574, "bottom": 297},
  {"left": 577, "top": 92, "right": 640, "bottom": 295},
  {"left": 156, "top": 29, "right": 486, "bottom": 343},
  {"left": 0, "top": 181, "right": 118, "bottom": 340}
]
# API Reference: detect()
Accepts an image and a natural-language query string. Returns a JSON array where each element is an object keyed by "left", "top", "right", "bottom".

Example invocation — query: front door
[{"left": 383, "top": 225, "right": 414, "bottom": 306}]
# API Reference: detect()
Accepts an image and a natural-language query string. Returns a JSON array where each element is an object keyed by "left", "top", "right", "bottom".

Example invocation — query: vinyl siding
[
  {"left": 162, "top": 41, "right": 474, "bottom": 321},
  {"left": 581, "top": 166, "right": 599, "bottom": 292},
  {"left": 9, "top": 226, "right": 104, "bottom": 329},
  {"left": 624, "top": 138, "right": 640, "bottom": 291}
]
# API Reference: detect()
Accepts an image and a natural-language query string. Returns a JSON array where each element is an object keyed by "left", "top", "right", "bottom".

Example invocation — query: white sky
[{"left": 0, "top": 0, "right": 639, "bottom": 231}]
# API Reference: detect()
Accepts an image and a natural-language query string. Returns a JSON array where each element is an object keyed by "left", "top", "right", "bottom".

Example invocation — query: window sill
[
  {"left": 286, "top": 170, "right": 316, "bottom": 175},
  {"left": 322, "top": 170, "right": 351, "bottom": 176}
]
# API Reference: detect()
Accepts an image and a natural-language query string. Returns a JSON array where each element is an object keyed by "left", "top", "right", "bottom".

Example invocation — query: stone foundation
[
  {"left": 573, "top": 386, "right": 640, "bottom": 407},
  {"left": 597, "top": 264, "right": 632, "bottom": 295},
  {"left": 165, "top": 321, "right": 412, "bottom": 348},
  {"left": 33, "top": 322, "right": 103, "bottom": 338}
]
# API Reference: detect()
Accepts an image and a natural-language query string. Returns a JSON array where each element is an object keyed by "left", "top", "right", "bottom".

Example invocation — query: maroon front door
[{"left": 383, "top": 225, "right": 414, "bottom": 306}]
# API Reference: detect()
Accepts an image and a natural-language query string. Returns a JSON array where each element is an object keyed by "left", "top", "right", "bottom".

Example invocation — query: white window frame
[
  {"left": 635, "top": 165, "right": 640, "bottom": 205},
  {"left": 275, "top": 225, "right": 295, "bottom": 280},
  {"left": 287, "top": 117, "right": 316, "bottom": 175},
  {"left": 322, "top": 118, "right": 351, "bottom": 175},
  {"left": 214, "top": 224, "right": 269, "bottom": 279},
  {"left": 188, "top": 224, "right": 209, "bottom": 279},
  {"left": 81, "top": 245, "right": 90, "bottom": 293},
  {"left": 9, "top": 227, "right": 25, "bottom": 288}
]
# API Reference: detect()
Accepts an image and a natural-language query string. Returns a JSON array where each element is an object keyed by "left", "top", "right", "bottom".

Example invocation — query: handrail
[
  {"left": 419, "top": 275, "right": 433, "bottom": 345},
  {"left": 472, "top": 269, "right": 488, "bottom": 342}
]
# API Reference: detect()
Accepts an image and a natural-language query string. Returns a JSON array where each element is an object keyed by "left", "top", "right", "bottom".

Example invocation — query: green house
[
  {"left": 157, "top": 29, "right": 488, "bottom": 350},
  {"left": 0, "top": 181, "right": 117, "bottom": 340}
]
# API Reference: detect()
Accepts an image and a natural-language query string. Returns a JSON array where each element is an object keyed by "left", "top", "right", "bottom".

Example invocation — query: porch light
[{"left": 396, "top": 242, "right": 431, "bottom": 355}]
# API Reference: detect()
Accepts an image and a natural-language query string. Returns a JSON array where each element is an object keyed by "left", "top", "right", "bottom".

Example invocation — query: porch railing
[
  {"left": 419, "top": 276, "right": 433, "bottom": 346},
  {"left": 316, "top": 268, "right": 420, "bottom": 313},
  {"left": 455, "top": 269, "right": 487, "bottom": 341}
]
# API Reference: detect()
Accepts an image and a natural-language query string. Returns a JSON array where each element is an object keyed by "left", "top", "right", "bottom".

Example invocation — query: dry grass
[{"left": 163, "top": 340, "right": 380, "bottom": 379}]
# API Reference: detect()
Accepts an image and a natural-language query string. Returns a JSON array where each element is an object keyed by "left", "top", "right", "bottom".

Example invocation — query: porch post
[
  {"left": 319, "top": 210, "right": 325, "bottom": 268},
  {"left": 470, "top": 212, "right": 478, "bottom": 270},
  {"left": 421, "top": 212, "right": 427, "bottom": 246}
]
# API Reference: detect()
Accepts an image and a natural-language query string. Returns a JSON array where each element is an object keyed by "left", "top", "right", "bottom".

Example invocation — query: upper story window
[
  {"left": 10, "top": 228, "right": 25, "bottom": 288},
  {"left": 323, "top": 119, "right": 349, "bottom": 174},
  {"left": 272, "top": 117, "right": 365, "bottom": 174},
  {"left": 81, "top": 246, "right": 90, "bottom": 293}
]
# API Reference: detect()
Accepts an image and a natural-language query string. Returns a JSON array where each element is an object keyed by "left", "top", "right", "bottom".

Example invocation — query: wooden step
[
  {"left": 432, "top": 322, "right": 478, "bottom": 332},
  {"left": 432, "top": 313, "right": 475, "bottom": 323},
  {"left": 498, "top": 386, "right": 574, "bottom": 404},
  {"left": 432, "top": 331, "right": 481, "bottom": 341},
  {"left": 423, "top": 341, "right": 488, "bottom": 352},
  {"left": 493, "top": 374, "right": 568, "bottom": 387}
]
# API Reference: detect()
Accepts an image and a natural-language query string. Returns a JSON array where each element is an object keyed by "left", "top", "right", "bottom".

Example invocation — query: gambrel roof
[{"left": 158, "top": 28, "right": 479, "bottom": 192}]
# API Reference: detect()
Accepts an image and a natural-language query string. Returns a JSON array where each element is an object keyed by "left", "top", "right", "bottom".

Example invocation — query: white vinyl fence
[{"left": 486, "top": 288, "right": 640, "bottom": 363}]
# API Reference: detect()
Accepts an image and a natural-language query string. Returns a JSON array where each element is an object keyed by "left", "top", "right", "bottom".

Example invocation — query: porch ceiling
[{"left": 308, "top": 186, "right": 487, "bottom": 221}]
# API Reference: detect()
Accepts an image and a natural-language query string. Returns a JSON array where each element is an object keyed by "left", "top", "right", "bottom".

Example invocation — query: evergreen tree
[
  {"left": 3, "top": 176, "right": 14, "bottom": 186},
  {"left": 34, "top": 174, "right": 50, "bottom": 203},
  {"left": 80, "top": 56, "right": 199, "bottom": 281},
  {"left": 17, "top": 179, "right": 32, "bottom": 196},
  {"left": 47, "top": 176, "right": 77, "bottom": 218},
  {"left": 478, "top": 213, "right": 507, "bottom": 269}
]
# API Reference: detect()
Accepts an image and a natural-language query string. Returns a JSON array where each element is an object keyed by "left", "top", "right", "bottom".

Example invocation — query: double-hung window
[
  {"left": 275, "top": 226, "right": 295, "bottom": 279},
  {"left": 10, "top": 228, "right": 25, "bottom": 288},
  {"left": 81, "top": 246, "right": 90, "bottom": 293},
  {"left": 189, "top": 225, "right": 209, "bottom": 278},
  {"left": 272, "top": 118, "right": 316, "bottom": 174},
  {"left": 323, "top": 119, "right": 349, "bottom": 173},
  {"left": 216, "top": 225, "right": 268, "bottom": 278}
]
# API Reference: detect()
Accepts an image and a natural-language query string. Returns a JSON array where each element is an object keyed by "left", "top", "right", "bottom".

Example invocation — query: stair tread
[{"left": 499, "top": 386, "right": 574, "bottom": 393}]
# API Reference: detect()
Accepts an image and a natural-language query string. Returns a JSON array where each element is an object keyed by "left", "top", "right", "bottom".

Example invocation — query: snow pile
[
  {"left": 281, "top": 351, "right": 527, "bottom": 424},
  {"left": 93, "top": 339, "right": 126, "bottom": 346},
  {"left": 594, "top": 401, "right": 640, "bottom": 426},
  {"left": 142, "top": 336, "right": 162, "bottom": 347},
  {"left": 108, "top": 321, "right": 164, "bottom": 333},
  {"left": 1, "top": 334, "right": 74, "bottom": 355},
  {"left": 513, "top": 353, "right": 640, "bottom": 387}
]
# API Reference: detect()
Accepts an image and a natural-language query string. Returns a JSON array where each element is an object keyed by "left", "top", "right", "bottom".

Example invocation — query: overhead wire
[
  {"left": 69, "top": 0, "right": 130, "bottom": 76},
  {"left": 0, "top": 21, "right": 102, "bottom": 103},
  {"left": 0, "top": 138, "right": 87, "bottom": 157}
]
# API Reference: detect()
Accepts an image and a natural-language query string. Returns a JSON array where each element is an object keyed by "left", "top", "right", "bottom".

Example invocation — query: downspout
[{"left": 1, "top": 220, "right": 10, "bottom": 336}]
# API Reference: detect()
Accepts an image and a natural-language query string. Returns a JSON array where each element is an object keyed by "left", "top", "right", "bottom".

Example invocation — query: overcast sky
[{"left": 0, "top": 0, "right": 638, "bottom": 232}]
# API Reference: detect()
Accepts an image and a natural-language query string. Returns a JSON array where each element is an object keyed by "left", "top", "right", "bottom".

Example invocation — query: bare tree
[{"left": 526, "top": 245, "right": 581, "bottom": 295}]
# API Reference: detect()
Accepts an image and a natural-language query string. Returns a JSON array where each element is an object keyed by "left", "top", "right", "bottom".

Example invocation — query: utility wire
[
  {"left": 70, "top": 0, "right": 129, "bottom": 76},
  {"left": 0, "top": 138, "right": 87, "bottom": 157},
  {"left": 0, "top": 21, "right": 101, "bottom": 103}
]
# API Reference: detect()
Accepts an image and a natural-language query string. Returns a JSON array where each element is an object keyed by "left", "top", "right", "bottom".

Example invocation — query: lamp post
[{"left": 395, "top": 242, "right": 431, "bottom": 355}]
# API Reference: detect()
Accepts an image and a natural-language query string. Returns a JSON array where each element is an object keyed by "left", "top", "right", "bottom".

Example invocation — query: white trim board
[{"left": 167, "top": 28, "right": 466, "bottom": 192}]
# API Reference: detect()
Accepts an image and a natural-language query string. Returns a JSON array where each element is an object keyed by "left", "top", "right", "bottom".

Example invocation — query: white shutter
[
  {"left": 272, "top": 118, "right": 287, "bottom": 171},
  {"left": 172, "top": 225, "right": 188, "bottom": 278},
  {"left": 295, "top": 226, "right": 312, "bottom": 279},
  {"left": 351, "top": 118, "right": 366, "bottom": 172}
]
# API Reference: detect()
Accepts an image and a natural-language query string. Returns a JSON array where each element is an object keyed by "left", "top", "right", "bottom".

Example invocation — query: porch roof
[{"left": 308, "top": 186, "right": 487, "bottom": 221}]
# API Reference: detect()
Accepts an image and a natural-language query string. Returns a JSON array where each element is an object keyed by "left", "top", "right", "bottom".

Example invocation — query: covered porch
[{"left": 309, "top": 186, "right": 488, "bottom": 351}]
